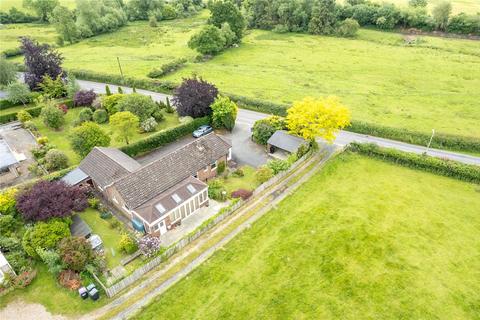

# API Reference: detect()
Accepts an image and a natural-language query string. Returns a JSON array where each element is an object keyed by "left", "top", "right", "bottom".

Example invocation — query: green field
[
  {"left": 0, "top": 23, "right": 57, "bottom": 51},
  {"left": 32, "top": 108, "right": 180, "bottom": 164},
  {"left": 368, "top": 0, "right": 480, "bottom": 14},
  {"left": 165, "top": 28, "right": 480, "bottom": 138},
  {"left": 0, "top": 0, "right": 76, "bottom": 11},
  {"left": 133, "top": 153, "right": 480, "bottom": 320}
]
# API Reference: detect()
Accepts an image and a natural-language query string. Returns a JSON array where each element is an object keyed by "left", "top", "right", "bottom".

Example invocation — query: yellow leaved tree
[{"left": 286, "top": 96, "right": 351, "bottom": 142}]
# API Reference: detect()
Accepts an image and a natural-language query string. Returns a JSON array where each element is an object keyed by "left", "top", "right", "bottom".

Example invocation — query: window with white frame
[
  {"left": 187, "top": 184, "right": 196, "bottom": 194},
  {"left": 172, "top": 193, "right": 182, "bottom": 204}
]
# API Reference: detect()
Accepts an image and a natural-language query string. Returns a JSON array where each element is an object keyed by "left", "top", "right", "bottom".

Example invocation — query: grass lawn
[
  {"left": 222, "top": 166, "right": 259, "bottom": 195},
  {"left": 133, "top": 153, "right": 480, "bottom": 320},
  {"left": 0, "top": 102, "right": 37, "bottom": 115},
  {"left": 165, "top": 28, "right": 480, "bottom": 138},
  {"left": 80, "top": 208, "right": 128, "bottom": 270},
  {"left": 0, "top": 264, "right": 107, "bottom": 316},
  {"left": 32, "top": 107, "right": 180, "bottom": 164}
]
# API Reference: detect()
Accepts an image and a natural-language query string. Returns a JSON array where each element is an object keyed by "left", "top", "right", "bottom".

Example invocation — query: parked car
[{"left": 193, "top": 125, "right": 213, "bottom": 138}]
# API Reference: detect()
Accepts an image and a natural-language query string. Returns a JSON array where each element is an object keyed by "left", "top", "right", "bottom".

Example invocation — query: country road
[{"left": 73, "top": 78, "right": 480, "bottom": 166}]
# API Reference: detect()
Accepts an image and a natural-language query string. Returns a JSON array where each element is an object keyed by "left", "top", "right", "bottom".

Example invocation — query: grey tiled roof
[
  {"left": 116, "top": 133, "right": 231, "bottom": 209},
  {"left": 134, "top": 176, "right": 207, "bottom": 224},
  {"left": 267, "top": 130, "right": 306, "bottom": 153},
  {"left": 79, "top": 147, "right": 141, "bottom": 188}
]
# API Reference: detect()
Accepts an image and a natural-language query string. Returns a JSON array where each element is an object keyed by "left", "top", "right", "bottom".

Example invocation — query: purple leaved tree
[
  {"left": 16, "top": 180, "right": 88, "bottom": 222},
  {"left": 172, "top": 76, "right": 218, "bottom": 118},
  {"left": 20, "top": 37, "right": 64, "bottom": 90}
]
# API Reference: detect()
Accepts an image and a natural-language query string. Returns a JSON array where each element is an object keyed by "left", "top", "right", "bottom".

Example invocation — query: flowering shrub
[
  {"left": 119, "top": 234, "right": 138, "bottom": 254},
  {"left": 57, "top": 103, "right": 68, "bottom": 114},
  {"left": 140, "top": 117, "right": 158, "bottom": 132},
  {"left": 14, "top": 269, "right": 37, "bottom": 288},
  {"left": 138, "top": 235, "right": 161, "bottom": 257},
  {"left": 231, "top": 189, "right": 253, "bottom": 200},
  {"left": 74, "top": 89, "right": 96, "bottom": 107}
]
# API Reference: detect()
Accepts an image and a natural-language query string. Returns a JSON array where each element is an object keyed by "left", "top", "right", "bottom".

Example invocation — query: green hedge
[
  {"left": 2, "top": 47, "right": 23, "bottom": 58},
  {"left": 0, "top": 99, "right": 74, "bottom": 125},
  {"left": 225, "top": 94, "right": 288, "bottom": 116},
  {"left": 348, "top": 121, "right": 480, "bottom": 154},
  {"left": 70, "top": 69, "right": 177, "bottom": 94},
  {"left": 0, "top": 100, "right": 18, "bottom": 110},
  {"left": 120, "top": 116, "right": 210, "bottom": 157},
  {"left": 348, "top": 142, "right": 480, "bottom": 184}
]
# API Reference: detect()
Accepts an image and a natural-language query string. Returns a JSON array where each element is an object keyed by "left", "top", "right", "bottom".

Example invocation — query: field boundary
[{"left": 348, "top": 142, "right": 480, "bottom": 184}]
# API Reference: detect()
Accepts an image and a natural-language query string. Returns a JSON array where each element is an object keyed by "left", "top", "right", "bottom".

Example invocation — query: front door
[{"left": 159, "top": 220, "right": 167, "bottom": 235}]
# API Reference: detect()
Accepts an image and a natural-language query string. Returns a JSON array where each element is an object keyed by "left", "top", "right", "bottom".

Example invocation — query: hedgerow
[
  {"left": 348, "top": 142, "right": 480, "bottom": 184},
  {"left": 120, "top": 116, "right": 210, "bottom": 157}
]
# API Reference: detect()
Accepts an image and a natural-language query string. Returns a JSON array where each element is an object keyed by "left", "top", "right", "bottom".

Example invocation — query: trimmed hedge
[
  {"left": 0, "top": 99, "right": 19, "bottom": 110},
  {"left": 348, "top": 142, "right": 480, "bottom": 184},
  {"left": 2, "top": 47, "right": 23, "bottom": 58},
  {"left": 70, "top": 70, "right": 177, "bottom": 94},
  {"left": 0, "top": 99, "right": 74, "bottom": 124},
  {"left": 120, "top": 116, "right": 210, "bottom": 157}
]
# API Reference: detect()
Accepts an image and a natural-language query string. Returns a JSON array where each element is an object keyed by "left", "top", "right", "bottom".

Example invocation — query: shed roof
[
  {"left": 267, "top": 130, "right": 306, "bottom": 153},
  {"left": 0, "top": 139, "right": 18, "bottom": 171},
  {"left": 70, "top": 214, "right": 92, "bottom": 238},
  {"left": 79, "top": 147, "right": 141, "bottom": 188},
  {"left": 61, "top": 168, "right": 89, "bottom": 186}
]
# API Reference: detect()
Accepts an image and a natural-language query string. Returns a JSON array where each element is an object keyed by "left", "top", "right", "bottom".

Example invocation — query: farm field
[
  {"left": 366, "top": 0, "right": 480, "bottom": 14},
  {"left": 165, "top": 28, "right": 480, "bottom": 138},
  {"left": 133, "top": 153, "right": 480, "bottom": 320},
  {"left": 31, "top": 108, "right": 180, "bottom": 165},
  {"left": 0, "top": 23, "right": 57, "bottom": 51},
  {"left": 0, "top": 0, "right": 76, "bottom": 11}
]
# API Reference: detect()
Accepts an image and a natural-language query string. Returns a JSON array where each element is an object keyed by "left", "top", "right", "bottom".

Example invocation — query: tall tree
[
  {"left": 0, "top": 57, "right": 18, "bottom": 86},
  {"left": 20, "top": 37, "right": 64, "bottom": 90},
  {"left": 109, "top": 111, "right": 140, "bottom": 145},
  {"left": 208, "top": 0, "right": 245, "bottom": 41},
  {"left": 172, "top": 77, "right": 218, "bottom": 118},
  {"left": 286, "top": 96, "right": 351, "bottom": 142},
  {"left": 50, "top": 5, "right": 78, "bottom": 44},
  {"left": 23, "top": 0, "right": 59, "bottom": 22},
  {"left": 308, "top": 0, "right": 337, "bottom": 35}
]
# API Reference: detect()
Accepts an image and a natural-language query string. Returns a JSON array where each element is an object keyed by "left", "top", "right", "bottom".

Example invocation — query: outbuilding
[{"left": 267, "top": 130, "right": 307, "bottom": 158}]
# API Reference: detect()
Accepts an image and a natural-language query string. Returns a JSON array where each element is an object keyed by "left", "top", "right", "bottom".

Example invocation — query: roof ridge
[{"left": 94, "top": 146, "right": 139, "bottom": 171}]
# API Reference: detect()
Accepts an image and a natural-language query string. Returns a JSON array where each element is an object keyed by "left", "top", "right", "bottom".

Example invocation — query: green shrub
[
  {"left": 88, "top": 198, "right": 100, "bottom": 209},
  {"left": 120, "top": 116, "right": 209, "bottom": 156},
  {"left": 256, "top": 166, "right": 274, "bottom": 183},
  {"left": 119, "top": 234, "right": 138, "bottom": 254},
  {"left": 78, "top": 107, "right": 93, "bottom": 122},
  {"left": 208, "top": 179, "right": 227, "bottom": 201},
  {"left": 22, "top": 219, "right": 71, "bottom": 258},
  {"left": 211, "top": 95, "right": 238, "bottom": 131},
  {"left": 102, "top": 93, "right": 125, "bottom": 115},
  {"left": 40, "top": 105, "right": 65, "bottom": 129},
  {"left": 108, "top": 219, "right": 120, "bottom": 229},
  {"left": 337, "top": 18, "right": 360, "bottom": 37},
  {"left": 0, "top": 215, "right": 17, "bottom": 237},
  {"left": 0, "top": 56, "right": 17, "bottom": 86},
  {"left": 44, "top": 149, "right": 69, "bottom": 171},
  {"left": 232, "top": 168, "right": 244, "bottom": 177},
  {"left": 6, "top": 82, "right": 31, "bottom": 105},
  {"left": 348, "top": 143, "right": 480, "bottom": 184},
  {"left": 70, "top": 122, "right": 111, "bottom": 157},
  {"left": 93, "top": 109, "right": 108, "bottom": 124},
  {"left": 17, "top": 110, "right": 33, "bottom": 123},
  {"left": 140, "top": 117, "right": 158, "bottom": 133},
  {"left": 38, "top": 75, "right": 67, "bottom": 98},
  {"left": 267, "top": 159, "right": 290, "bottom": 175},
  {"left": 217, "top": 161, "right": 226, "bottom": 175},
  {"left": 117, "top": 93, "right": 158, "bottom": 121},
  {"left": 252, "top": 116, "right": 287, "bottom": 145},
  {"left": 147, "top": 58, "right": 187, "bottom": 78}
]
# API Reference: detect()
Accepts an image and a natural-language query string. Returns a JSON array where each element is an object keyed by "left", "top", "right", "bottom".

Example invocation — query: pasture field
[
  {"left": 0, "top": 23, "right": 57, "bottom": 51},
  {"left": 367, "top": 0, "right": 480, "bottom": 14},
  {"left": 133, "top": 152, "right": 480, "bottom": 320},
  {"left": 165, "top": 28, "right": 480, "bottom": 138},
  {"left": 0, "top": 0, "right": 76, "bottom": 11}
]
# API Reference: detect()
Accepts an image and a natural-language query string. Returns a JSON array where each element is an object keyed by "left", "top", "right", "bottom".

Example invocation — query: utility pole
[
  {"left": 117, "top": 57, "right": 124, "bottom": 84},
  {"left": 425, "top": 129, "right": 435, "bottom": 154}
]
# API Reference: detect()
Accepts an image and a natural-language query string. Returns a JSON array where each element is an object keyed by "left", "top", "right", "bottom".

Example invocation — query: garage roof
[{"left": 267, "top": 130, "right": 306, "bottom": 153}]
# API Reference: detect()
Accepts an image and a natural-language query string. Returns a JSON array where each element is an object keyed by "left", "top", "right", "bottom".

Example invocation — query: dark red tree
[
  {"left": 20, "top": 37, "right": 64, "bottom": 90},
  {"left": 74, "top": 89, "right": 97, "bottom": 107},
  {"left": 172, "top": 76, "right": 218, "bottom": 118},
  {"left": 231, "top": 189, "right": 253, "bottom": 200},
  {"left": 16, "top": 180, "right": 88, "bottom": 222}
]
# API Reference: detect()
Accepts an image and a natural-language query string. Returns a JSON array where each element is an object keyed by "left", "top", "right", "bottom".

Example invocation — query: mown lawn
[
  {"left": 80, "top": 208, "right": 128, "bottom": 270},
  {"left": 133, "top": 153, "right": 480, "bottom": 320},
  {"left": 166, "top": 28, "right": 480, "bottom": 138},
  {"left": 32, "top": 107, "right": 180, "bottom": 164},
  {"left": 0, "top": 264, "right": 107, "bottom": 316},
  {"left": 222, "top": 166, "right": 258, "bottom": 195}
]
